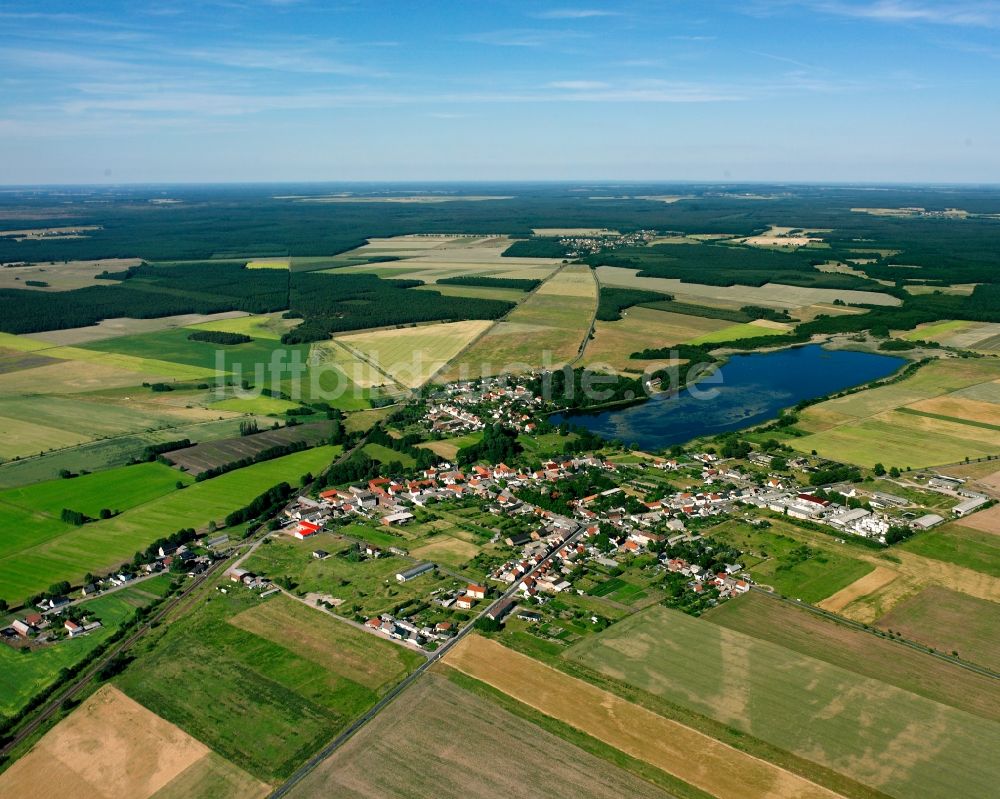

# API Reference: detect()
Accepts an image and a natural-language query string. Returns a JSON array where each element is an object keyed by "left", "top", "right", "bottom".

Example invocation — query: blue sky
[{"left": 1, "top": 1, "right": 998, "bottom": 183}]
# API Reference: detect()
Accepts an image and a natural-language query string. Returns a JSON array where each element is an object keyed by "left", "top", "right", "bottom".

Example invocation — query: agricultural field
[
  {"left": 163, "top": 422, "right": 335, "bottom": 474},
  {"left": 245, "top": 259, "right": 290, "bottom": 270},
  {"left": 901, "top": 320, "right": 1000, "bottom": 351},
  {"left": 581, "top": 306, "right": 728, "bottom": 373},
  {"left": 81, "top": 328, "right": 312, "bottom": 379},
  {"left": 0, "top": 463, "right": 192, "bottom": 528},
  {"left": 442, "top": 265, "right": 597, "bottom": 378},
  {"left": 360, "top": 442, "right": 416, "bottom": 466},
  {"left": 409, "top": 534, "right": 481, "bottom": 569},
  {"left": 898, "top": 521, "right": 1000, "bottom": 578},
  {"left": 685, "top": 320, "right": 792, "bottom": 346},
  {"left": 705, "top": 519, "right": 874, "bottom": 603},
  {"left": 0, "top": 417, "right": 257, "bottom": 489},
  {"left": 0, "top": 393, "right": 235, "bottom": 461},
  {"left": 27, "top": 311, "right": 253, "bottom": 346},
  {"left": 0, "top": 446, "right": 338, "bottom": 603},
  {"left": 333, "top": 320, "right": 493, "bottom": 388},
  {"left": 568, "top": 605, "right": 1000, "bottom": 799},
  {"left": 0, "top": 258, "right": 141, "bottom": 292},
  {"left": 792, "top": 358, "right": 1000, "bottom": 467},
  {"left": 415, "top": 430, "right": 482, "bottom": 460},
  {"left": 0, "top": 575, "right": 173, "bottom": 721},
  {"left": 0, "top": 685, "right": 268, "bottom": 799},
  {"left": 445, "top": 634, "right": 838, "bottom": 799},
  {"left": 705, "top": 590, "right": 1000, "bottom": 722},
  {"left": 595, "top": 265, "right": 900, "bottom": 311},
  {"left": 117, "top": 590, "right": 423, "bottom": 784},
  {"left": 875, "top": 586, "right": 1000, "bottom": 672},
  {"left": 285, "top": 671, "right": 678, "bottom": 799},
  {"left": 186, "top": 312, "right": 299, "bottom": 341},
  {"left": 954, "top": 502, "right": 1000, "bottom": 533}
]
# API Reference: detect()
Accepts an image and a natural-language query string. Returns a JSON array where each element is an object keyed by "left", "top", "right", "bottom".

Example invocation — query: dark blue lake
[{"left": 552, "top": 345, "right": 906, "bottom": 450}]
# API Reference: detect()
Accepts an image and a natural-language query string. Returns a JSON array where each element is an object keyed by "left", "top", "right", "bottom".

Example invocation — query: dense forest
[
  {"left": 281, "top": 273, "right": 513, "bottom": 343},
  {"left": 435, "top": 275, "right": 541, "bottom": 291},
  {"left": 2, "top": 184, "right": 999, "bottom": 339}
]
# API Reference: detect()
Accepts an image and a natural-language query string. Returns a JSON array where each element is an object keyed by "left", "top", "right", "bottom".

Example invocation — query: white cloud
[
  {"left": 531, "top": 8, "right": 622, "bottom": 19},
  {"left": 547, "top": 80, "right": 611, "bottom": 90},
  {"left": 809, "top": 1, "right": 1000, "bottom": 27}
]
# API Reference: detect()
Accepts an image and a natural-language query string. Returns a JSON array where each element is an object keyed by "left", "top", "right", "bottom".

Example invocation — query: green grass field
[
  {"left": 361, "top": 442, "right": 416, "bottom": 467},
  {"left": 568, "top": 605, "right": 1000, "bottom": 799},
  {"left": 686, "top": 323, "right": 790, "bottom": 345},
  {"left": 186, "top": 313, "right": 297, "bottom": 340},
  {"left": 0, "top": 447, "right": 338, "bottom": 604},
  {"left": 0, "top": 574, "right": 172, "bottom": 721},
  {"left": 241, "top": 531, "right": 455, "bottom": 619},
  {"left": 82, "top": 328, "right": 312, "bottom": 379},
  {"left": 706, "top": 590, "right": 1000, "bottom": 723},
  {"left": 705, "top": 519, "right": 874, "bottom": 603},
  {"left": 898, "top": 523, "right": 1000, "bottom": 578},
  {"left": 0, "top": 462, "right": 191, "bottom": 534},
  {"left": 210, "top": 396, "right": 303, "bottom": 415},
  {"left": 117, "top": 589, "right": 423, "bottom": 783}
]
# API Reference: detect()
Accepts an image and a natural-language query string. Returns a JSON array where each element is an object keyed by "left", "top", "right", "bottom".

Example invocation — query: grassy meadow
[
  {"left": 0, "top": 447, "right": 338, "bottom": 603},
  {"left": 117, "top": 590, "right": 423, "bottom": 783}
]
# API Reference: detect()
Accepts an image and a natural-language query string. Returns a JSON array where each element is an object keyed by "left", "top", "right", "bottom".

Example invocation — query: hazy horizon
[{"left": 1, "top": 1, "right": 999, "bottom": 184}]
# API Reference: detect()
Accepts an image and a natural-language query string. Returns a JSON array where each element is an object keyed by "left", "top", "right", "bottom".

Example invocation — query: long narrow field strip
[
  {"left": 444, "top": 634, "right": 840, "bottom": 799},
  {"left": 333, "top": 319, "right": 493, "bottom": 388},
  {"left": 0, "top": 685, "right": 268, "bottom": 799},
  {"left": 186, "top": 312, "right": 299, "bottom": 341},
  {"left": 567, "top": 606, "right": 1000, "bottom": 799},
  {"left": 0, "top": 446, "right": 338, "bottom": 602},
  {"left": 443, "top": 265, "right": 598, "bottom": 378},
  {"left": 595, "top": 266, "right": 901, "bottom": 310},
  {"left": 285, "top": 672, "right": 678, "bottom": 799},
  {"left": 686, "top": 321, "right": 792, "bottom": 345},
  {"left": 24, "top": 311, "right": 253, "bottom": 346},
  {"left": 706, "top": 591, "right": 1000, "bottom": 722}
]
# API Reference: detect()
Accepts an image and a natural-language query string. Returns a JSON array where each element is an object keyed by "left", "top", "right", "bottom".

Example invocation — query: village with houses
[{"left": 191, "top": 373, "right": 996, "bottom": 658}]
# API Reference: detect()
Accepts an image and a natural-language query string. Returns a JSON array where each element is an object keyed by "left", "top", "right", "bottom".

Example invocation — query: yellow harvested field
[
  {"left": 0, "top": 258, "right": 141, "bottom": 292},
  {"left": 444, "top": 266, "right": 597, "bottom": 378},
  {"left": 334, "top": 320, "right": 493, "bottom": 388},
  {"left": 817, "top": 566, "right": 901, "bottom": 614},
  {"left": 28, "top": 311, "right": 252, "bottom": 346},
  {"left": 582, "top": 307, "right": 726, "bottom": 373},
  {"left": 309, "top": 341, "right": 398, "bottom": 389},
  {"left": 955, "top": 504, "right": 1000, "bottom": 535},
  {"left": 0, "top": 685, "right": 267, "bottom": 799},
  {"left": 904, "top": 283, "right": 977, "bottom": 297},
  {"left": 245, "top": 259, "right": 289, "bottom": 269},
  {"left": 444, "top": 635, "right": 839, "bottom": 799},
  {"left": 908, "top": 395, "right": 1000, "bottom": 426},
  {"left": 535, "top": 266, "right": 599, "bottom": 297},
  {"left": 596, "top": 266, "right": 901, "bottom": 310}
]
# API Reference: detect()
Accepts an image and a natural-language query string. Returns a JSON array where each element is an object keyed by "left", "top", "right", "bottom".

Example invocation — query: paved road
[{"left": 268, "top": 527, "right": 585, "bottom": 799}]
